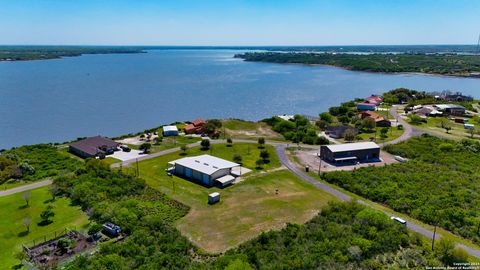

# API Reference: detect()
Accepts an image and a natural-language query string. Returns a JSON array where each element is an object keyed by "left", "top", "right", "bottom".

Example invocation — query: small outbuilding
[
  {"left": 320, "top": 142, "right": 380, "bottom": 164},
  {"left": 208, "top": 192, "right": 220, "bottom": 204},
  {"left": 102, "top": 222, "right": 121, "bottom": 237},
  {"left": 163, "top": 125, "right": 179, "bottom": 136}
]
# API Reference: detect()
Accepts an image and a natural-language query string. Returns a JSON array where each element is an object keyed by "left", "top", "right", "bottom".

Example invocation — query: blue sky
[{"left": 0, "top": 0, "right": 478, "bottom": 45}]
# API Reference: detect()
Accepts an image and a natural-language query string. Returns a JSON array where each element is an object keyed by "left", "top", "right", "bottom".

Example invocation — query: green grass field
[
  {"left": 101, "top": 157, "right": 121, "bottom": 166},
  {"left": 337, "top": 126, "right": 404, "bottom": 143},
  {"left": 133, "top": 143, "right": 337, "bottom": 252},
  {"left": 126, "top": 135, "right": 202, "bottom": 153},
  {"left": 0, "top": 187, "right": 88, "bottom": 269},
  {"left": 222, "top": 119, "right": 285, "bottom": 141},
  {"left": 410, "top": 116, "right": 480, "bottom": 141}
]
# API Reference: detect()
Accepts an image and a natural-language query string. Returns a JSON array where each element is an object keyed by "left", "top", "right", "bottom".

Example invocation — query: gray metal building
[
  {"left": 169, "top": 154, "right": 239, "bottom": 187},
  {"left": 320, "top": 142, "right": 380, "bottom": 163}
]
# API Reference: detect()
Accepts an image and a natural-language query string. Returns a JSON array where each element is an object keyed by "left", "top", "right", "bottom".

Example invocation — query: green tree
[
  {"left": 316, "top": 136, "right": 330, "bottom": 145},
  {"left": 344, "top": 130, "right": 356, "bottom": 142},
  {"left": 233, "top": 154, "right": 242, "bottom": 164},
  {"left": 259, "top": 150, "right": 270, "bottom": 161},
  {"left": 23, "top": 216, "right": 31, "bottom": 233},
  {"left": 180, "top": 145, "right": 188, "bottom": 155},
  {"left": 361, "top": 117, "right": 376, "bottom": 131},
  {"left": 23, "top": 191, "right": 30, "bottom": 207},
  {"left": 139, "top": 143, "right": 152, "bottom": 153},
  {"left": 200, "top": 139, "right": 210, "bottom": 150},
  {"left": 225, "top": 259, "right": 253, "bottom": 270},
  {"left": 57, "top": 238, "right": 73, "bottom": 254},
  {"left": 257, "top": 137, "right": 265, "bottom": 148},
  {"left": 408, "top": 114, "right": 423, "bottom": 125},
  {"left": 319, "top": 112, "right": 333, "bottom": 123},
  {"left": 380, "top": 127, "right": 389, "bottom": 139},
  {"left": 40, "top": 204, "right": 55, "bottom": 224},
  {"left": 438, "top": 119, "right": 452, "bottom": 134},
  {"left": 315, "top": 119, "right": 328, "bottom": 130},
  {"left": 226, "top": 137, "right": 233, "bottom": 146},
  {"left": 255, "top": 159, "right": 264, "bottom": 169},
  {"left": 88, "top": 222, "right": 103, "bottom": 236}
]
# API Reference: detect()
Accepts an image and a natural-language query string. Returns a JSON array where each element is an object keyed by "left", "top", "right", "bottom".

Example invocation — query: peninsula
[
  {"left": 0, "top": 46, "right": 145, "bottom": 61},
  {"left": 235, "top": 52, "right": 480, "bottom": 77}
]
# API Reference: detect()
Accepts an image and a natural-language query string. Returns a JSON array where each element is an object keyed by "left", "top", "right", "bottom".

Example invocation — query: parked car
[
  {"left": 391, "top": 216, "right": 407, "bottom": 225},
  {"left": 120, "top": 145, "right": 131, "bottom": 152}
]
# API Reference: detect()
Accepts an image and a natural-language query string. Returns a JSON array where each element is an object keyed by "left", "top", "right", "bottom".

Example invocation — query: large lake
[{"left": 1, "top": 49, "right": 480, "bottom": 149}]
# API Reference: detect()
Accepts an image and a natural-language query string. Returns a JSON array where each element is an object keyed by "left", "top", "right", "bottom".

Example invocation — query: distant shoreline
[
  {"left": 0, "top": 47, "right": 145, "bottom": 62},
  {"left": 235, "top": 52, "right": 480, "bottom": 79}
]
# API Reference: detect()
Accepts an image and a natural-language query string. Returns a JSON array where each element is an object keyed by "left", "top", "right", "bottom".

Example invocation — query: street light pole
[{"left": 318, "top": 145, "right": 322, "bottom": 176}]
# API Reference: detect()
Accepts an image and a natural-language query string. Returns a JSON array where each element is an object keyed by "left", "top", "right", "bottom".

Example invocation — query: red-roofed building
[
  {"left": 184, "top": 119, "right": 206, "bottom": 134},
  {"left": 356, "top": 111, "right": 391, "bottom": 127},
  {"left": 364, "top": 95, "right": 383, "bottom": 106}
]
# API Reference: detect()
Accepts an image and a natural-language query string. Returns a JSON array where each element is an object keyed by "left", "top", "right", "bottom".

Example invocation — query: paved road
[
  {"left": 111, "top": 138, "right": 316, "bottom": 168},
  {"left": 379, "top": 105, "right": 423, "bottom": 147},
  {"left": 275, "top": 144, "right": 480, "bottom": 258},
  {"left": 111, "top": 132, "right": 480, "bottom": 257},
  {"left": 0, "top": 179, "right": 52, "bottom": 197}
]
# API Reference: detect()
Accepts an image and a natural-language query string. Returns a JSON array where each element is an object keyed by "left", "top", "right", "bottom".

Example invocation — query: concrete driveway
[{"left": 109, "top": 149, "right": 147, "bottom": 161}]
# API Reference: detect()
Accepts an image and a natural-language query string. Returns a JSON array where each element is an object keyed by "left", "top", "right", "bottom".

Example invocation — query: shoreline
[{"left": 240, "top": 59, "right": 480, "bottom": 79}]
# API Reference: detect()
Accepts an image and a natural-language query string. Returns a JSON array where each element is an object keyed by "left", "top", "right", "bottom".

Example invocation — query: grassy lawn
[
  {"left": 222, "top": 119, "right": 285, "bottom": 141},
  {"left": 0, "top": 187, "right": 88, "bottom": 269},
  {"left": 410, "top": 117, "right": 480, "bottom": 141},
  {"left": 133, "top": 143, "right": 337, "bottom": 253},
  {"left": 126, "top": 135, "right": 202, "bottom": 153},
  {"left": 338, "top": 126, "right": 404, "bottom": 143},
  {"left": 101, "top": 157, "right": 121, "bottom": 166}
]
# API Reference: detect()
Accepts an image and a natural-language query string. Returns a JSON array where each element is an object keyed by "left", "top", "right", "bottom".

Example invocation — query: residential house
[
  {"left": 356, "top": 111, "right": 391, "bottom": 127},
  {"left": 364, "top": 95, "right": 383, "bottom": 106},
  {"left": 69, "top": 136, "right": 120, "bottom": 159},
  {"left": 325, "top": 125, "right": 359, "bottom": 139},
  {"left": 184, "top": 119, "right": 207, "bottom": 134}
]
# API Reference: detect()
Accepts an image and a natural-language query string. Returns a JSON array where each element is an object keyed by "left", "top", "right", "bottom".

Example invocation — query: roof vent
[
  {"left": 213, "top": 166, "right": 218, "bottom": 169},
  {"left": 195, "top": 160, "right": 200, "bottom": 163},
  {"left": 204, "top": 163, "right": 209, "bottom": 166}
]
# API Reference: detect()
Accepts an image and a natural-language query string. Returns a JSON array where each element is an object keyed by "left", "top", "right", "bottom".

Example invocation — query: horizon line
[{"left": 0, "top": 43, "right": 478, "bottom": 47}]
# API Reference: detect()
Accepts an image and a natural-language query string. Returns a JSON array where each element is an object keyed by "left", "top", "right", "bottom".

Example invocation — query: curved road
[
  {"left": 275, "top": 144, "right": 480, "bottom": 258},
  {"left": 379, "top": 105, "right": 423, "bottom": 147},
  {"left": 110, "top": 122, "right": 480, "bottom": 257}
]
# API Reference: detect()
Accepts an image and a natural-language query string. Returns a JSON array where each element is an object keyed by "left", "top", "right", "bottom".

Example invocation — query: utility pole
[
  {"left": 432, "top": 223, "right": 437, "bottom": 251},
  {"left": 136, "top": 158, "right": 139, "bottom": 178},
  {"left": 318, "top": 145, "right": 322, "bottom": 176}
]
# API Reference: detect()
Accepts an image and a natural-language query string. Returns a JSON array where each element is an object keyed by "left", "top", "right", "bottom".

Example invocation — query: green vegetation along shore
[
  {"left": 0, "top": 46, "right": 144, "bottom": 61},
  {"left": 235, "top": 52, "right": 480, "bottom": 77}
]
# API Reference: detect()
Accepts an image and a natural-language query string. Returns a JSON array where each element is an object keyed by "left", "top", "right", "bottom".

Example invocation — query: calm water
[{"left": 1, "top": 49, "right": 480, "bottom": 149}]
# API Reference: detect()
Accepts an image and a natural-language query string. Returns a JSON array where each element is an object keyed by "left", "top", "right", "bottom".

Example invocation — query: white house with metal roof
[{"left": 168, "top": 154, "right": 240, "bottom": 187}]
